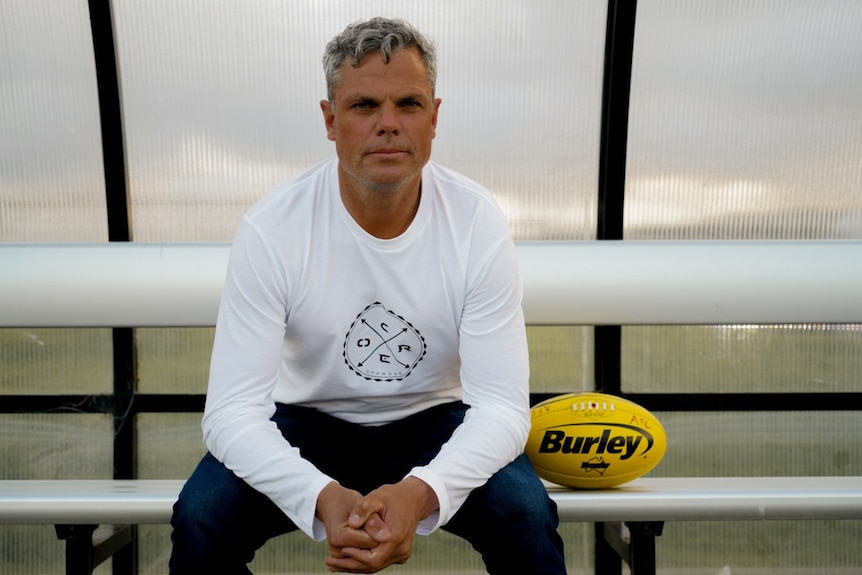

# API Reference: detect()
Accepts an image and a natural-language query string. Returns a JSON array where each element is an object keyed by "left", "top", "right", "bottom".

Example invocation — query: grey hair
[{"left": 323, "top": 17, "right": 437, "bottom": 102}]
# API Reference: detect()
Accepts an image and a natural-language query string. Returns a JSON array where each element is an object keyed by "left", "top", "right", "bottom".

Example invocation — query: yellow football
[{"left": 526, "top": 392, "right": 667, "bottom": 489}]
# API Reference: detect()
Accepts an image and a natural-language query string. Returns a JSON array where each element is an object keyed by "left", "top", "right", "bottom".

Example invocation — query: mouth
[{"left": 368, "top": 148, "right": 407, "bottom": 157}]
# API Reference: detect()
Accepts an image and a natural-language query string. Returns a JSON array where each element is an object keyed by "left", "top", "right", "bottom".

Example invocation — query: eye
[
  {"left": 350, "top": 99, "right": 377, "bottom": 112},
  {"left": 400, "top": 100, "right": 421, "bottom": 109}
]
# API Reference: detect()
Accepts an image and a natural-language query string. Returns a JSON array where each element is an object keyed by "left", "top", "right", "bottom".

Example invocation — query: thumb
[
  {"left": 347, "top": 496, "right": 383, "bottom": 529},
  {"left": 358, "top": 511, "right": 392, "bottom": 543},
  {"left": 348, "top": 501, "right": 392, "bottom": 543}
]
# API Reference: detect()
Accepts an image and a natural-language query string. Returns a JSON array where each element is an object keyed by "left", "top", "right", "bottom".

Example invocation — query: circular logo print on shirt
[{"left": 343, "top": 302, "right": 426, "bottom": 381}]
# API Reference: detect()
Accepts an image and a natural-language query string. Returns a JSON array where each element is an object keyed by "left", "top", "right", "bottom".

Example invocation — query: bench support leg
[
  {"left": 595, "top": 520, "right": 664, "bottom": 575},
  {"left": 55, "top": 524, "right": 133, "bottom": 575}
]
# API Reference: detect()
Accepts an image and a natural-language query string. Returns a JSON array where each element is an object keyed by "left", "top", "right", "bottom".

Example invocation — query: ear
[
  {"left": 320, "top": 100, "right": 336, "bottom": 142},
  {"left": 431, "top": 98, "right": 442, "bottom": 138}
]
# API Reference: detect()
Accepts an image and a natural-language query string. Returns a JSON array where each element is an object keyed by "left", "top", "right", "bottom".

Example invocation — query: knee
[
  {"left": 170, "top": 453, "right": 296, "bottom": 573},
  {"left": 479, "top": 454, "right": 560, "bottom": 526},
  {"left": 171, "top": 482, "right": 216, "bottom": 530},
  {"left": 170, "top": 454, "right": 254, "bottom": 569},
  {"left": 172, "top": 456, "right": 237, "bottom": 531},
  {"left": 171, "top": 475, "right": 230, "bottom": 552},
  {"left": 447, "top": 455, "right": 567, "bottom": 574}
]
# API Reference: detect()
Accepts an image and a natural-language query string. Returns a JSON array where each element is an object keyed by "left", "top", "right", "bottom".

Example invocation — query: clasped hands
[{"left": 316, "top": 477, "right": 438, "bottom": 573}]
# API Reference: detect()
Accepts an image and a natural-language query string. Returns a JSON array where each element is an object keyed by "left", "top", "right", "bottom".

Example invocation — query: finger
[
  {"left": 358, "top": 512, "right": 391, "bottom": 543},
  {"left": 325, "top": 551, "right": 376, "bottom": 573},
  {"left": 326, "top": 546, "right": 379, "bottom": 573},
  {"left": 328, "top": 524, "right": 380, "bottom": 550},
  {"left": 347, "top": 498, "right": 385, "bottom": 529},
  {"left": 347, "top": 498, "right": 392, "bottom": 542},
  {"left": 332, "top": 543, "right": 410, "bottom": 572}
]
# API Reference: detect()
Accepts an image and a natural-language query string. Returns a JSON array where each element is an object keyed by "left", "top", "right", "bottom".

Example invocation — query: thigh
[
  {"left": 443, "top": 453, "right": 567, "bottom": 575},
  {"left": 170, "top": 452, "right": 298, "bottom": 573},
  {"left": 271, "top": 403, "right": 379, "bottom": 493},
  {"left": 376, "top": 401, "right": 470, "bottom": 475},
  {"left": 272, "top": 401, "right": 469, "bottom": 495}
]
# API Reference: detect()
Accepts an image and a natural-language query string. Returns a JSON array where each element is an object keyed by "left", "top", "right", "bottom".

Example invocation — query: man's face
[{"left": 321, "top": 47, "right": 441, "bottom": 194}]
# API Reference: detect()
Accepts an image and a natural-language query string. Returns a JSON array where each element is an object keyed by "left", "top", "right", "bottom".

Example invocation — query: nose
[{"left": 376, "top": 103, "right": 400, "bottom": 136}]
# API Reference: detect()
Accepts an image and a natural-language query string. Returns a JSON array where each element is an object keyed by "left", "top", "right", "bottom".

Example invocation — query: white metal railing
[{"left": 1, "top": 241, "right": 861, "bottom": 327}]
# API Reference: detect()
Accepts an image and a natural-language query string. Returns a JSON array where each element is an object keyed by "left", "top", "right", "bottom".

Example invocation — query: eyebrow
[{"left": 342, "top": 91, "right": 430, "bottom": 104}]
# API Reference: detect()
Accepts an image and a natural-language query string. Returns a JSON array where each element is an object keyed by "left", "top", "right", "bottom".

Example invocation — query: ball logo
[
  {"left": 343, "top": 302, "right": 426, "bottom": 382},
  {"left": 582, "top": 457, "right": 611, "bottom": 475},
  {"left": 536, "top": 424, "right": 656, "bottom": 476}
]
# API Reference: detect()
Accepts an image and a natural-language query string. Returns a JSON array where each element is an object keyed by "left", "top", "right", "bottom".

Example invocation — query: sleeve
[
  {"left": 406, "top": 207, "right": 531, "bottom": 533},
  {"left": 201, "top": 220, "right": 333, "bottom": 540}
]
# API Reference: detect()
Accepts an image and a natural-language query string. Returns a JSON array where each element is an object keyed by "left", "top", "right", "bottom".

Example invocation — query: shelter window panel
[
  {"left": 111, "top": 0, "right": 606, "bottom": 242},
  {"left": 624, "top": 0, "right": 862, "bottom": 240},
  {"left": 0, "top": 329, "right": 113, "bottom": 395},
  {"left": 136, "top": 328, "right": 214, "bottom": 394},
  {"left": 0, "top": 0, "right": 107, "bottom": 243},
  {"left": 623, "top": 325, "right": 862, "bottom": 394}
]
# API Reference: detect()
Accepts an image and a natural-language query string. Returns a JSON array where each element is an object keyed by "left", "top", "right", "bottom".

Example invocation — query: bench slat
[
  {"left": 0, "top": 480, "right": 182, "bottom": 524},
  {"left": 549, "top": 476, "right": 862, "bottom": 522},
  {"left": 1, "top": 477, "right": 860, "bottom": 525}
]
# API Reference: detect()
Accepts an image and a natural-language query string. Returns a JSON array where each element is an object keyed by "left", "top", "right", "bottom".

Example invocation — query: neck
[{"left": 338, "top": 172, "right": 422, "bottom": 239}]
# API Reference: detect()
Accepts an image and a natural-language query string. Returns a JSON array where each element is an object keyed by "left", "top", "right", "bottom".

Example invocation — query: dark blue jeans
[{"left": 170, "top": 402, "right": 566, "bottom": 574}]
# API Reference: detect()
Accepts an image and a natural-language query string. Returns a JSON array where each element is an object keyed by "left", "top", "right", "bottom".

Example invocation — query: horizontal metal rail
[{"left": 2, "top": 241, "right": 861, "bottom": 327}]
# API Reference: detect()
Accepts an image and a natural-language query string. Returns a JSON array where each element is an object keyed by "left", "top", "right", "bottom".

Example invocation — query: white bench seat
[
  {"left": 549, "top": 476, "right": 862, "bottom": 521},
  {"left": 2, "top": 476, "right": 861, "bottom": 525},
  {"left": 2, "top": 476, "right": 860, "bottom": 575}
]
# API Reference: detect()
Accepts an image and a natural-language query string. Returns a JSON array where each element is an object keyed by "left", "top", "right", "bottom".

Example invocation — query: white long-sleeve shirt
[{"left": 202, "top": 156, "right": 530, "bottom": 540}]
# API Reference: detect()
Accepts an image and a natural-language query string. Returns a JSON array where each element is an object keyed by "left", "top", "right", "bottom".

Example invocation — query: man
[{"left": 170, "top": 17, "right": 567, "bottom": 574}]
